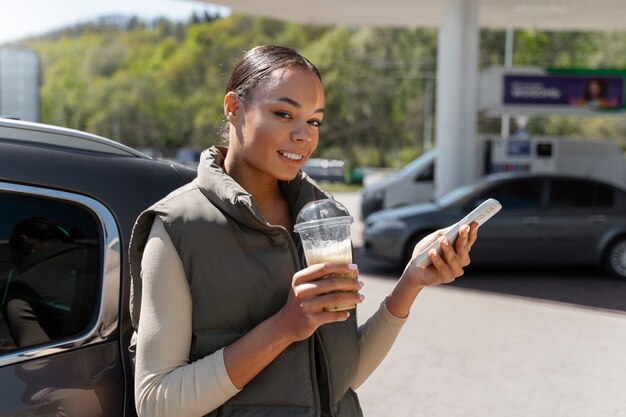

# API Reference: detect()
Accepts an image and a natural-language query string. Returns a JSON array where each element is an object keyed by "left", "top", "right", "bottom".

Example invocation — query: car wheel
[
  {"left": 604, "top": 236, "right": 626, "bottom": 278},
  {"left": 403, "top": 230, "right": 435, "bottom": 266}
]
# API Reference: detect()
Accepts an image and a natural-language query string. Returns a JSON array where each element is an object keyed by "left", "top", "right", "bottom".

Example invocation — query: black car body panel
[{"left": 0, "top": 119, "right": 197, "bottom": 416}]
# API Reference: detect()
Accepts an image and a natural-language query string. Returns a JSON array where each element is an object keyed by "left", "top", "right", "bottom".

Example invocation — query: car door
[
  {"left": 0, "top": 183, "right": 125, "bottom": 417},
  {"left": 467, "top": 177, "right": 546, "bottom": 266},
  {"left": 538, "top": 178, "right": 617, "bottom": 265}
]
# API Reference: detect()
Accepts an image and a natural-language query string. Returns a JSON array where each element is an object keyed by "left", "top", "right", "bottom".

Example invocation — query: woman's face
[
  {"left": 227, "top": 66, "right": 325, "bottom": 182},
  {"left": 588, "top": 80, "right": 601, "bottom": 98}
]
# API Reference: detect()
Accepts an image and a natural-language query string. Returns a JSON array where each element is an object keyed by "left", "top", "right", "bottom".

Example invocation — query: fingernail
[
  {"left": 430, "top": 249, "right": 438, "bottom": 257},
  {"left": 441, "top": 237, "right": 449, "bottom": 246},
  {"left": 358, "top": 280, "right": 365, "bottom": 288},
  {"left": 348, "top": 263, "right": 358, "bottom": 270},
  {"left": 359, "top": 294, "right": 365, "bottom": 301},
  {"left": 345, "top": 311, "right": 351, "bottom": 319}
]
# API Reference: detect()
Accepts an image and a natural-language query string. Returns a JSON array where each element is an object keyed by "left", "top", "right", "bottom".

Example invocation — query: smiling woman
[
  {"left": 127, "top": 44, "right": 477, "bottom": 417},
  {"left": 223, "top": 62, "right": 324, "bottom": 199}
]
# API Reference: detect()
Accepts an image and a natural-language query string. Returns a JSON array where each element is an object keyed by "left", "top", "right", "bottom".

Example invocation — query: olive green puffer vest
[{"left": 129, "top": 147, "right": 363, "bottom": 417}]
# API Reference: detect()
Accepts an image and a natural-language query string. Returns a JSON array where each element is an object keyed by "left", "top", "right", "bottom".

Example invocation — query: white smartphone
[{"left": 413, "top": 198, "right": 502, "bottom": 268}]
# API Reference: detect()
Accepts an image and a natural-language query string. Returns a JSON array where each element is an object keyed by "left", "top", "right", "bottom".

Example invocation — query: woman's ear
[{"left": 224, "top": 92, "right": 239, "bottom": 122}]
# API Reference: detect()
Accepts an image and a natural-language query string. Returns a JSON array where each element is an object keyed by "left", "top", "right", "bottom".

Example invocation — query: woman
[
  {"left": 128, "top": 45, "right": 477, "bottom": 417},
  {"left": 571, "top": 78, "right": 617, "bottom": 109}
]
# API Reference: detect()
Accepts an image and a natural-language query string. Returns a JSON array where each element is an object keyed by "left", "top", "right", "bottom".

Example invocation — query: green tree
[{"left": 25, "top": 14, "right": 626, "bottom": 167}]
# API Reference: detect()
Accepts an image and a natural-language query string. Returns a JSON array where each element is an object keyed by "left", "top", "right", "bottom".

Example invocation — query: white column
[
  {"left": 434, "top": 0, "right": 480, "bottom": 198},
  {"left": 501, "top": 27, "right": 514, "bottom": 138}
]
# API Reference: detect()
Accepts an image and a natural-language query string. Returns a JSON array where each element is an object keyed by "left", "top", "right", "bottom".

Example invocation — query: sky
[{"left": 0, "top": 0, "right": 231, "bottom": 45}]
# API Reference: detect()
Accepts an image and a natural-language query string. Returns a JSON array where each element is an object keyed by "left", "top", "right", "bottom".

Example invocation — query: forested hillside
[{"left": 21, "top": 13, "right": 626, "bottom": 167}]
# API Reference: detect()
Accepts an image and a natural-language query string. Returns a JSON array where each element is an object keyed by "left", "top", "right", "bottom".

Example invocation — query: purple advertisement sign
[{"left": 503, "top": 75, "right": 624, "bottom": 109}]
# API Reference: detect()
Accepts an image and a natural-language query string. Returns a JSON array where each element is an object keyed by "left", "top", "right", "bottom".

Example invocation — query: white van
[
  {"left": 360, "top": 149, "right": 436, "bottom": 219},
  {"left": 360, "top": 138, "right": 626, "bottom": 219}
]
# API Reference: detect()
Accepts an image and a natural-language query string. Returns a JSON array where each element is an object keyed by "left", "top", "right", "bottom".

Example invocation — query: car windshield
[
  {"left": 436, "top": 182, "right": 479, "bottom": 207},
  {"left": 398, "top": 149, "right": 436, "bottom": 175}
]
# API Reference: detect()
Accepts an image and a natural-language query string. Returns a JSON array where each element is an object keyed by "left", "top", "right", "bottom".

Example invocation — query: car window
[
  {"left": 415, "top": 161, "right": 435, "bottom": 182},
  {"left": 481, "top": 178, "right": 544, "bottom": 209},
  {"left": 0, "top": 192, "right": 99, "bottom": 352},
  {"left": 549, "top": 178, "right": 615, "bottom": 207}
]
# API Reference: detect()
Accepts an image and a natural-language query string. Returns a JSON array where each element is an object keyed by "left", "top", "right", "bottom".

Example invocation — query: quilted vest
[{"left": 129, "top": 147, "right": 363, "bottom": 417}]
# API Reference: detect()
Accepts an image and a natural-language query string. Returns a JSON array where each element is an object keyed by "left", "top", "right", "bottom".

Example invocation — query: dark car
[
  {"left": 363, "top": 173, "right": 626, "bottom": 278},
  {"left": 0, "top": 118, "right": 196, "bottom": 416},
  {"left": 302, "top": 158, "right": 345, "bottom": 183}
]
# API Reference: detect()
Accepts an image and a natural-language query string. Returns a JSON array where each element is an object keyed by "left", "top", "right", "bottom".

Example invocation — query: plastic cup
[{"left": 294, "top": 200, "right": 355, "bottom": 312}]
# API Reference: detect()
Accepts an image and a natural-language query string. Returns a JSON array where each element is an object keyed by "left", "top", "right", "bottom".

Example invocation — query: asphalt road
[{"left": 357, "top": 250, "right": 626, "bottom": 312}]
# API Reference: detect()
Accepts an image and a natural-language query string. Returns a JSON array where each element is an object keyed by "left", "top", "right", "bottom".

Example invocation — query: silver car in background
[{"left": 363, "top": 173, "right": 626, "bottom": 278}]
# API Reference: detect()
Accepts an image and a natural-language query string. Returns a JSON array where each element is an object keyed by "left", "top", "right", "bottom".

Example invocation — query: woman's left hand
[{"left": 402, "top": 222, "right": 479, "bottom": 288}]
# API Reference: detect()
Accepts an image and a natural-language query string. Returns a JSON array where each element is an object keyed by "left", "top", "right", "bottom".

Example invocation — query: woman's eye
[
  {"left": 309, "top": 120, "right": 323, "bottom": 127},
  {"left": 275, "top": 111, "right": 291, "bottom": 119}
]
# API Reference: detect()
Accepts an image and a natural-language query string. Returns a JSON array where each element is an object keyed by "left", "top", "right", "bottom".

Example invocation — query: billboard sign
[
  {"left": 503, "top": 75, "right": 623, "bottom": 109},
  {"left": 479, "top": 66, "right": 626, "bottom": 115}
]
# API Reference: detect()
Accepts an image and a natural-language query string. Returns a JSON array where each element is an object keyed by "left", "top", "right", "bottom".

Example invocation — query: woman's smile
[
  {"left": 278, "top": 150, "right": 303, "bottom": 161},
  {"left": 225, "top": 65, "right": 324, "bottom": 185}
]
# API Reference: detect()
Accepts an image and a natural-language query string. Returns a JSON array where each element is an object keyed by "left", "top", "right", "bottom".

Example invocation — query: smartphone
[{"left": 413, "top": 198, "right": 502, "bottom": 268}]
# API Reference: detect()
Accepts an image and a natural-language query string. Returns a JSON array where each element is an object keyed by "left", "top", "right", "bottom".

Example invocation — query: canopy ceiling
[{"left": 202, "top": 0, "right": 626, "bottom": 31}]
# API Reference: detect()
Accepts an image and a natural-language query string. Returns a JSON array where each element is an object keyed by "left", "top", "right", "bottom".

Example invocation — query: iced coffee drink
[
  {"left": 303, "top": 239, "right": 352, "bottom": 265},
  {"left": 294, "top": 199, "right": 355, "bottom": 312}
]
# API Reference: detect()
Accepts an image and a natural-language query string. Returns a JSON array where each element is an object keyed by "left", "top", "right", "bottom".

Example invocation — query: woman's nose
[{"left": 292, "top": 123, "right": 312, "bottom": 142}]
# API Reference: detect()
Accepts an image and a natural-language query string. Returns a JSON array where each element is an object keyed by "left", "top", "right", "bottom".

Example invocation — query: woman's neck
[{"left": 224, "top": 154, "right": 289, "bottom": 226}]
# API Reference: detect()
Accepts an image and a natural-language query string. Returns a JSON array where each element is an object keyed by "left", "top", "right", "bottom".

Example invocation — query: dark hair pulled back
[{"left": 226, "top": 45, "right": 322, "bottom": 103}]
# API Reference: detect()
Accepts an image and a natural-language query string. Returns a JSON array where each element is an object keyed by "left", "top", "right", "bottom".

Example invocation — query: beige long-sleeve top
[{"left": 135, "top": 218, "right": 407, "bottom": 417}]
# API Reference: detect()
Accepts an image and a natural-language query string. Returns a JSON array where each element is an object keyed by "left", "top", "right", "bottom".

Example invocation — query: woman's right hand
[
  {"left": 276, "top": 262, "right": 364, "bottom": 342},
  {"left": 223, "top": 263, "right": 362, "bottom": 390}
]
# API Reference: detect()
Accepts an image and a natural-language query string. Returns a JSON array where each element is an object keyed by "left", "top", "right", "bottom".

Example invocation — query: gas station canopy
[{"left": 203, "top": 0, "right": 626, "bottom": 31}]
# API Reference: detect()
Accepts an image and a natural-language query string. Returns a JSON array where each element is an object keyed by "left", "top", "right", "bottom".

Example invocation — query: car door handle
[
  {"left": 522, "top": 216, "right": 540, "bottom": 225},
  {"left": 587, "top": 215, "right": 607, "bottom": 223}
]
